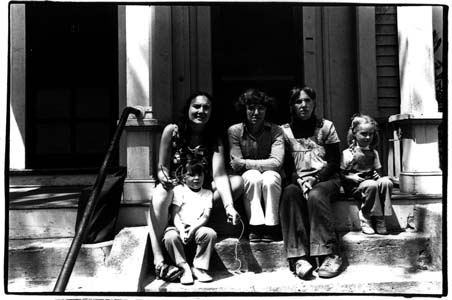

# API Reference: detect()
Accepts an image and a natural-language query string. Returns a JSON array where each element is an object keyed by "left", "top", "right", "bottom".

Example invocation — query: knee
[
  {"left": 199, "top": 227, "right": 217, "bottom": 243},
  {"left": 151, "top": 184, "right": 173, "bottom": 209},
  {"left": 205, "top": 227, "right": 217, "bottom": 242},
  {"left": 361, "top": 180, "right": 378, "bottom": 192},
  {"left": 163, "top": 229, "right": 180, "bottom": 245},
  {"left": 307, "top": 187, "right": 328, "bottom": 203},
  {"left": 281, "top": 184, "right": 301, "bottom": 203},
  {"left": 229, "top": 175, "right": 244, "bottom": 199},
  {"left": 262, "top": 171, "right": 282, "bottom": 187},
  {"left": 378, "top": 177, "right": 393, "bottom": 188},
  {"left": 243, "top": 170, "right": 263, "bottom": 186}
]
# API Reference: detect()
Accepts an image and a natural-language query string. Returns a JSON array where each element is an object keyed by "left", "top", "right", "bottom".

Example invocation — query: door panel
[
  {"left": 212, "top": 4, "right": 303, "bottom": 130},
  {"left": 26, "top": 3, "right": 118, "bottom": 169}
]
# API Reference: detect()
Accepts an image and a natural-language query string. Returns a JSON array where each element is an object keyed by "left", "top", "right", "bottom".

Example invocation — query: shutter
[{"left": 375, "top": 6, "right": 400, "bottom": 115}]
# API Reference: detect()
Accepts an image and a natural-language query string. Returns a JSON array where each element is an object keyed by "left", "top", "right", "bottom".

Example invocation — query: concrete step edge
[{"left": 144, "top": 265, "right": 443, "bottom": 294}]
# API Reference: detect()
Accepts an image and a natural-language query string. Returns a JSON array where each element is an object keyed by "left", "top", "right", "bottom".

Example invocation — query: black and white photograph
[{"left": 2, "top": 0, "right": 448, "bottom": 297}]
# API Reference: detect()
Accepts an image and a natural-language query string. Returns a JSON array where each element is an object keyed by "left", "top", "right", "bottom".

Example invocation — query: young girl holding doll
[{"left": 340, "top": 114, "right": 393, "bottom": 235}]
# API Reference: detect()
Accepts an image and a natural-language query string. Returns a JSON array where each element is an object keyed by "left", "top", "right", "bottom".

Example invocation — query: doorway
[
  {"left": 212, "top": 4, "right": 304, "bottom": 130},
  {"left": 25, "top": 3, "right": 118, "bottom": 169}
]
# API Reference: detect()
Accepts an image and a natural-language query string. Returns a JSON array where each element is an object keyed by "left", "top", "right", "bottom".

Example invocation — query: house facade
[{"left": 8, "top": 3, "right": 444, "bottom": 201}]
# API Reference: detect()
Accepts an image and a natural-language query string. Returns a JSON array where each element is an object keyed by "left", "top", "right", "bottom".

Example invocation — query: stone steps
[
  {"left": 7, "top": 226, "right": 442, "bottom": 294},
  {"left": 9, "top": 185, "right": 441, "bottom": 239},
  {"left": 211, "top": 231, "right": 435, "bottom": 273},
  {"left": 144, "top": 266, "right": 443, "bottom": 294},
  {"left": 7, "top": 185, "right": 443, "bottom": 294},
  {"left": 7, "top": 238, "right": 113, "bottom": 293}
]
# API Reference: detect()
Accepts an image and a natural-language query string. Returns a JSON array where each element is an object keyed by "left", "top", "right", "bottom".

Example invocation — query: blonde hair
[{"left": 347, "top": 114, "right": 380, "bottom": 149}]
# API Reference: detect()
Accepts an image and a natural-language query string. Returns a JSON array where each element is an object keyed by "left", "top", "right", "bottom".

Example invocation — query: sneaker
[
  {"left": 180, "top": 268, "right": 194, "bottom": 285},
  {"left": 249, "top": 232, "right": 261, "bottom": 243},
  {"left": 191, "top": 267, "right": 213, "bottom": 282},
  {"left": 318, "top": 254, "right": 343, "bottom": 278},
  {"left": 359, "top": 210, "right": 375, "bottom": 235},
  {"left": 375, "top": 216, "right": 388, "bottom": 235},
  {"left": 295, "top": 258, "right": 313, "bottom": 279}
]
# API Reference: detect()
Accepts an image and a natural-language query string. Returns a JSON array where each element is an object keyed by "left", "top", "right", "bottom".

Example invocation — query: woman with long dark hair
[{"left": 147, "top": 91, "right": 243, "bottom": 281}]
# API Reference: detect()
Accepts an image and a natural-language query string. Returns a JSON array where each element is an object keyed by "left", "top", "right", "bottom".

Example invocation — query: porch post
[
  {"left": 9, "top": 4, "right": 26, "bottom": 169},
  {"left": 122, "top": 5, "right": 164, "bottom": 202},
  {"left": 389, "top": 6, "right": 442, "bottom": 194}
]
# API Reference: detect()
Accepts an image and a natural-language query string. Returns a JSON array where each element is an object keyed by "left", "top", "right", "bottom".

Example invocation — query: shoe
[
  {"left": 318, "top": 254, "right": 343, "bottom": 278},
  {"left": 191, "top": 267, "right": 213, "bottom": 282},
  {"left": 295, "top": 258, "right": 313, "bottom": 279},
  {"left": 180, "top": 268, "right": 194, "bottom": 285},
  {"left": 375, "top": 216, "right": 388, "bottom": 235},
  {"left": 261, "top": 234, "right": 274, "bottom": 243},
  {"left": 359, "top": 210, "right": 375, "bottom": 235},
  {"left": 249, "top": 232, "right": 261, "bottom": 242},
  {"left": 261, "top": 225, "right": 280, "bottom": 242}
]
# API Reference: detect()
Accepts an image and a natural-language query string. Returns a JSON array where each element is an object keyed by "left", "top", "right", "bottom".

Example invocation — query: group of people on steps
[{"left": 146, "top": 86, "right": 394, "bottom": 285}]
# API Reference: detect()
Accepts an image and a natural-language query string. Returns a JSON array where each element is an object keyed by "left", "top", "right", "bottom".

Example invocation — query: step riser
[
  {"left": 10, "top": 174, "right": 97, "bottom": 186},
  {"left": 9, "top": 201, "right": 418, "bottom": 239},
  {"left": 212, "top": 233, "right": 432, "bottom": 273},
  {"left": 8, "top": 243, "right": 110, "bottom": 283}
]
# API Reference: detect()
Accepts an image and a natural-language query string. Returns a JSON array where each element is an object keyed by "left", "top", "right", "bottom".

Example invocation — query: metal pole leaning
[{"left": 53, "top": 106, "right": 144, "bottom": 292}]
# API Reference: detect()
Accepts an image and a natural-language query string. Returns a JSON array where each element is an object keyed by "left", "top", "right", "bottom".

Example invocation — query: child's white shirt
[{"left": 172, "top": 185, "right": 213, "bottom": 229}]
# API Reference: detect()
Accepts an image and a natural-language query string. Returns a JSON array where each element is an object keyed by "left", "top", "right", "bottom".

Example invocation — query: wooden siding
[
  {"left": 375, "top": 6, "right": 400, "bottom": 117},
  {"left": 375, "top": 6, "right": 401, "bottom": 176}
]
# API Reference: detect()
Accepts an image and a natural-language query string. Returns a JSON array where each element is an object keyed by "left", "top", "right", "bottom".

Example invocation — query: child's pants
[
  {"left": 352, "top": 177, "right": 393, "bottom": 216},
  {"left": 162, "top": 226, "right": 217, "bottom": 270},
  {"left": 242, "top": 169, "right": 281, "bottom": 226}
]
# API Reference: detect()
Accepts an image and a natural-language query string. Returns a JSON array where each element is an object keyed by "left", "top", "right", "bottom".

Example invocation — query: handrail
[{"left": 53, "top": 106, "right": 145, "bottom": 292}]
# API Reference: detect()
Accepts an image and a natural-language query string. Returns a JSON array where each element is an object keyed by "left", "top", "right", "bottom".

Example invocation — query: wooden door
[
  {"left": 26, "top": 3, "right": 118, "bottom": 169},
  {"left": 212, "top": 4, "right": 304, "bottom": 131}
]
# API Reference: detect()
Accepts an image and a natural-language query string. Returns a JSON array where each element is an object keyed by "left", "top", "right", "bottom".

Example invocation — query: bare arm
[
  {"left": 212, "top": 138, "right": 240, "bottom": 224},
  {"left": 157, "top": 124, "right": 177, "bottom": 189}
]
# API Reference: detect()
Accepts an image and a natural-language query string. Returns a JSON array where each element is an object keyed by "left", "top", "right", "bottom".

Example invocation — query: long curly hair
[
  {"left": 234, "top": 88, "right": 275, "bottom": 121},
  {"left": 346, "top": 113, "right": 380, "bottom": 149}
]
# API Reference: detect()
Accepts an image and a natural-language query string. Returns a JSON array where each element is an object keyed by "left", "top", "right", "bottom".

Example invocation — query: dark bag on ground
[{"left": 75, "top": 167, "right": 127, "bottom": 244}]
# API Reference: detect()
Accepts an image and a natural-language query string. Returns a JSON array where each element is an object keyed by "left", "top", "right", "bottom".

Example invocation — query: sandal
[{"left": 155, "top": 262, "right": 183, "bottom": 282}]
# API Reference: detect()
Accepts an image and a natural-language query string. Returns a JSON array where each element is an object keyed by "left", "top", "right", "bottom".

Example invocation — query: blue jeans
[{"left": 280, "top": 177, "right": 340, "bottom": 260}]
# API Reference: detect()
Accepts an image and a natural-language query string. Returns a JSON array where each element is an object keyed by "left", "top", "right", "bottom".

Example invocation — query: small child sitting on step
[
  {"left": 163, "top": 160, "right": 217, "bottom": 285},
  {"left": 340, "top": 114, "right": 394, "bottom": 235}
]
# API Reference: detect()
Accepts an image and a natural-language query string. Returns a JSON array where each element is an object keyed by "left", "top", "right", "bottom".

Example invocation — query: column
[
  {"left": 389, "top": 6, "right": 442, "bottom": 194},
  {"left": 122, "top": 5, "right": 164, "bottom": 203},
  {"left": 9, "top": 4, "right": 26, "bottom": 169}
]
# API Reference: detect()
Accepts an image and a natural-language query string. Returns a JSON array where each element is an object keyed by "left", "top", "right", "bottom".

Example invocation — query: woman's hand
[
  {"left": 230, "top": 157, "right": 245, "bottom": 172},
  {"left": 158, "top": 169, "right": 176, "bottom": 190},
  {"left": 225, "top": 205, "right": 240, "bottom": 225},
  {"left": 371, "top": 170, "right": 381, "bottom": 180},
  {"left": 348, "top": 173, "right": 365, "bottom": 184},
  {"left": 182, "top": 225, "right": 194, "bottom": 244}
]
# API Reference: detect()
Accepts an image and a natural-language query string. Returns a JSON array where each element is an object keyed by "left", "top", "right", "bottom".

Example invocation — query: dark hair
[
  {"left": 288, "top": 85, "right": 322, "bottom": 126},
  {"left": 347, "top": 113, "right": 380, "bottom": 149},
  {"left": 184, "top": 159, "right": 205, "bottom": 176},
  {"left": 289, "top": 86, "right": 316, "bottom": 105},
  {"left": 234, "top": 88, "right": 275, "bottom": 120},
  {"left": 177, "top": 91, "right": 218, "bottom": 150}
]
